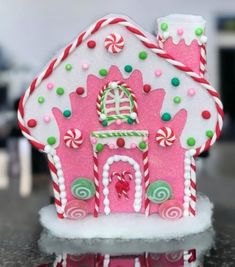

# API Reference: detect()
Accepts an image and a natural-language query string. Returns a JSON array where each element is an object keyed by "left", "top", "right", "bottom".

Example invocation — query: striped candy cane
[
  {"left": 199, "top": 44, "right": 207, "bottom": 77},
  {"left": 143, "top": 150, "right": 150, "bottom": 216},
  {"left": 93, "top": 151, "right": 100, "bottom": 217},
  {"left": 189, "top": 156, "right": 197, "bottom": 216}
]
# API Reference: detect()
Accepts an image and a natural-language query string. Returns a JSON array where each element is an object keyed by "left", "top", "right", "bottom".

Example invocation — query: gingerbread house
[{"left": 18, "top": 14, "right": 223, "bottom": 223}]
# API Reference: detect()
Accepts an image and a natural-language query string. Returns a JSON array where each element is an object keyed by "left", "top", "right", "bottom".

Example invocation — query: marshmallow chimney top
[{"left": 157, "top": 14, "right": 207, "bottom": 45}]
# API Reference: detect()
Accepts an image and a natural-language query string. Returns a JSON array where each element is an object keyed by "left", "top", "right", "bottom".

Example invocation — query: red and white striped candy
[
  {"left": 156, "top": 127, "right": 176, "bottom": 147},
  {"left": 104, "top": 33, "right": 125, "bottom": 54},
  {"left": 64, "top": 128, "right": 83, "bottom": 149}
]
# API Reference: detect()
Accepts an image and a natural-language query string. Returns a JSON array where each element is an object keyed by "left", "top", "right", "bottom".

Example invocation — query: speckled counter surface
[{"left": 0, "top": 143, "right": 235, "bottom": 266}]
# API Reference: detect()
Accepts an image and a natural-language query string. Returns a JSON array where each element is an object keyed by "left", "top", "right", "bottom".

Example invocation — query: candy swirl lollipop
[
  {"left": 71, "top": 178, "right": 95, "bottom": 200},
  {"left": 147, "top": 180, "right": 172, "bottom": 203},
  {"left": 64, "top": 128, "right": 83, "bottom": 149},
  {"left": 158, "top": 200, "right": 183, "bottom": 220},
  {"left": 64, "top": 200, "right": 88, "bottom": 219},
  {"left": 104, "top": 33, "right": 125, "bottom": 54},
  {"left": 156, "top": 127, "right": 176, "bottom": 147}
]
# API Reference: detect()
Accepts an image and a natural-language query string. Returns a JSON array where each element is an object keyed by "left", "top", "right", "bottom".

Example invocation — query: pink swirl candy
[
  {"left": 104, "top": 33, "right": 125, "bottom": 54},
  {"left": 64, "top": 128, "right": 83, "bottom": 149},
  {"left": 158, "top": 200, "right": 183, "bottom": 220},
  {"left": 64, "top": 200, "right": 88, "bottom": 219}
]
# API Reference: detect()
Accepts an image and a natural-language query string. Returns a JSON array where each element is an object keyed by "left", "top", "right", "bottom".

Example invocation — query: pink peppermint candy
[
  {"left": 156, "top": 127, "right": 176, "bottom": 147},
  {"left": 104, "top": 33, "right": 125, "bottom": 54},
  {"left": 64, "top": 128, "right": 83, "bottom": 149},
  {"left": 158, "top": 200, "right": 183, "bottom": 220},
  {"left": 64, "top": 200, "right": 87, "bottom": 219}
]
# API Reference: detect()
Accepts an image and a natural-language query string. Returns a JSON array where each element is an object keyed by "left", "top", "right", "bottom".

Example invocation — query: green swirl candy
[
  {"left": 71, "top": 178, "right": 95, "bottom": 200},
  {"left": 147, "top": 180, "right": 172, "bottom": 204}
]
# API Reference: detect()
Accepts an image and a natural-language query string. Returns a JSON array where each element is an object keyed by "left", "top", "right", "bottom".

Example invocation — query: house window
[{"left": 97, "top": 81, "right": 138, "bottom": 126}]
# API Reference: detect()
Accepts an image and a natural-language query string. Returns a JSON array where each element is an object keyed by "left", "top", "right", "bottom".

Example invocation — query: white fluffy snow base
[{"left": 39, "top": 194, "right": 213, "bottom": 240}]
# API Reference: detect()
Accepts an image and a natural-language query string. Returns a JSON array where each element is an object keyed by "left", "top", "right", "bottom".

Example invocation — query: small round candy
[
  {"left": 195, "top": 27, "right": 203, "bottom": 36},
  {"left": 143, "top": 84, "right": 151, "bottom": 93},
  {"left": 104, "top": 33, "right": 125, "bottom": 54},
  {"left": 47, "top": 82, "right": 54, "bottom": 90},
  {"left": 43, "top": 115, "right": 51, "bottom": 123},
  {"left": 156, "top": 127, "right": 176, "bottom": 147},
  {"left": 47, "top": 136, "right": 56, "bottom": 145},
  {"left": 138, "top": 141, "right": 147, "bottom": 150},
  {"left": 161, "top": 22, "right": 168, "bottom": 31},
  {"left": 187, "top": 88, "right": 196, "bottom": 96},
  {"left": 82, "top": 63, "right": 89, "bottom": 70},
  {"left": 65, "top": 64, "right": 72, "bottom": 71},
  {"left": 187, "top": 137, "right": 196, "bottom": 147},
  {"left": 64, "top": 200, "right": 88, "bottom": 220},
  {"left": 116, "top": 138, "right": 125, "bottom": 148},
  {"left": 87, "top": 40, "right": 96, "bottom": 48},
  {"left": 27, "top": 119, "right": 37, "bottom": 128},
  {"left": 64, "top": 128, "right": 83, "bottom": 149},
  {"left": 206, "top": 130, "right": 214, "bottom": 138},
  {"left": 158, "top": 200, "right": 183, "bottom": 220},
  {"left": 71, "top": 178, "right": 95, "bottom": 200},
  {"left": 127, "top": 117, "right": 134, "bottom": 124},
  {"left": 154, "top": 70, "right": 162, "bottom": 77},
  {"left": 99, "top": 69, "right": 108, "bottom": 76},
  {"left": 63, "top": 109, "right": 71, "bottom": 118},
  {"left": 38, "top": 96, "right": 45, "bottom": 104},
  {"left": 201, "top": 110, "right": 211, "bottom": 119},
  {"left": 124, "top": 65, "right": 133, "bottom": 73},
  {"left": 161, "top": 112, "right": 171, "bottom": 121},
  {"left": 139, "top": 51, "right": 148, "bottom": 60},
  {"left": 76, "top": 87, "right": 85, "bottom": 95},
  {"left": 173, "top": 96, "right": 181, "bottom": 104},
  {"left": 177, "top": 28, "right": 184, "bottom": 36},
  {"left": 96, "top": 143, "right": 104, "bottom": 152},
  {"left": 56, "top": 87, "right": 65, "bottom": 96},
  {"left": 147, "top": 180, "right": 172, "bottom": 204},
  {"left": 171, "top": 77, "right": 180, "bottom": 87}
]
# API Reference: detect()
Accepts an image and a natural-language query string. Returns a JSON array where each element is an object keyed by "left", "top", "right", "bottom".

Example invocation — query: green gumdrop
[
  {"left": 139, "top": 141, "right": 147, "bottom": 150},
  {"left": 63, "top": 109, "right": 71, "bottom": 118},
  {"left": 161, "top": 22, "right": 168, "bottom": 31},
  {"left": 139, "top": 51, "right": 148, "bottom": 60},
  {"left": 124, "top": 65, "right": 133, "bottom": 73},
  {"left": 56, "top": 87, "right": 65, "bottom": 96},
  {"left": 47, "top": 136, "right": 56, "bottom": 145},
  {"left": 206, "top": 130, "right": 214, "bottom": 138},
  {"left": 147, "top": 180, "right": 172, "bottom": 203},
  {"left": 171, "top": 77, "right": 180, "bottom": 87},
  {"left": 71, "top": 178, "right": 95, "bottom": 200},
  {"left": 161, "top": 112, "right": 171, "bottom": 121},
  {"left": 187, "top": 137, "right": 196, "bottom": 146},
  {"left": 99, "top": 69, "right": 108, "bottom": 76},
  {"left": 96, "top": 143, "right": 104, "bottom": 152}
]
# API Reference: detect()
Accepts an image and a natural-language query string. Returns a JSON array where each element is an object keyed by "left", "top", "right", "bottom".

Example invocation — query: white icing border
[{"left": 102, "top": 155, "right": 142, "bottom": 215}]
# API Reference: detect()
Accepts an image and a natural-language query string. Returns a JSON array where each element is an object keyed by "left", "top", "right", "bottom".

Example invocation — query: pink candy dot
[
  {"left": 43, "top": 115, "right": 51, "bottom": 123},
  {"left": 143, "top": 136, "right": 148, "bottom": 142},
  {"left": 131, "top": 143, "right": 137, "bottom": 148},
  {"left": 109, "top": 143, "right": 115, "bottom": 149},
  {"left": 90, "top": 137, "right": 97, "bottom": 144},
  {"left": 82, "top": 63, "right": 89, "bottom": 70},
  {"left": 47, "top": 82, "right": 54, "bottom": 90},
  {"left": 154, "top": 70, "right": 162, "bottom": 77},
  {"left": 187, "top": 88, "right": 196, "bottom": 96},
  {"left": 116, "top": 119, "right": 122, "bottom": 125},
  {"left": 177, "top": 28, "right": 184, "bottom": 36}
]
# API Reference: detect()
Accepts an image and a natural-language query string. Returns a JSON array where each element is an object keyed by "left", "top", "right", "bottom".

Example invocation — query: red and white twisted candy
[
  {"left": 158, "top": 200, "right": 183, "bottom": 220},
  {"left": 64, "top": 128, "right": 83, "bottom": 149},
  {"left": 104, "top": 33, "right": 125, "bottom": 53},
  {"left": 64, "top": 200, "right": 87, "bottom": 219},
  {"left": 156, "top": 127, "right": 176, "bottom": 147}
]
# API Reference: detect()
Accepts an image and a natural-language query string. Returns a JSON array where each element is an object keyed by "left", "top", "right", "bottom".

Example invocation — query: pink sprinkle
[
  {"left": 90, "top": 137, "right": 97, "bottom": 144},
  {"left": 154, "top": 70, "right": 162, "bottom": 77},
  {"left": 43, "top": 115, "right": 51, "bottom": 123},
  {"left": 143, "top": 136, "right": 148, "bottom": 142},
  {"left": 109, "top": 143, "right": 115, "bottom": 149},
  {"left": 82, "top": 63, "right": 89, "bottom": 70},
  {"left": 116, "top": 119, "right": 122, "bottom": 125},
  {"left": 47, "top": 82, "right": 54, "bottom": 90},
  {"left": 187, "top": 88, "right": 196, "bottom": 96},
  {"left": 177, "top": 28, "right": 184, "bottom": 36},
  {"left": 131, "top": 143, "right": 137, "bottom": 149}
]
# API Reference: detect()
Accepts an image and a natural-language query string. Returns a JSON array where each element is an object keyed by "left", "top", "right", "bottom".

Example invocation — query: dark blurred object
[{"left": 218, "top": 17, "right": 235, "bottom": 32}]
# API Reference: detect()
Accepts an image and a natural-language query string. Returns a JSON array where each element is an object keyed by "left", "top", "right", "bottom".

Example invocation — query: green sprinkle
[
  {"left": 206, "top": 130, "right": 214, "bottom": 138},
  {"left": 187, "top": 137, "right": 196, "bottom": 147},
  {"left": 47, "top": 136, "right": 56, "bottom": 145},
  {"left": 63, "top": 109, "right": 71, "bottom": 118},
  {"left": 195, "top": 27, "right": 203, "bottom": 36},
  {"left": 102, "top": 120, "right": 108, "bottom": 127},
  {"left": 171, "top": 77, "right": 180, "bottom": 87},
  {"left": 65, "top": 64, "right": 72, "bottom": 71},
  {"left": 161, "top": 112, "right": 171, "bottom": 121},
  {"left": 139, "top": 141, "right": 147, "bottom": 150},
  {"left": 139, "top": 51, "right": 148, "bottom": 60},
  {"left": 96, "top": 143, "right": 104, "bottom": 152},
  {"left": 99, "top": 69, "right": 108, "bottom": 76},
  {"left": 56, "top": 87, "right": 65, "bottom": 96},
  {"left": 173, "top": 96, "right": 181, "bottom": 104},
  {"left": 127, "top": 117, "right": 134, "bottom": 124},
  {"left": 38, "top": 96, "right": 45, "bottom": 104},
  {"left": 161, "top": 22, "right": 168, "bottom": 31},
  {"left": 124, "top": 65, "right": 133, "bottom": 73}
]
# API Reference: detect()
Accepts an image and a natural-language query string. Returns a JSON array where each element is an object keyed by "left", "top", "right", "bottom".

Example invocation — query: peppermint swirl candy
[
  {"left": 104, "top": 33, "right": 125, "bottom": 54},
  {"left": 147, "top": 180, "right": 172, "bottom": 203},
  {"left": 156, "top": 127, "right": 176, "bottom": 147},
  {"left": 158, "top": 200, "right": 183, "bottom": 220},
  {"left": 64, "top": 128, "right": 83, "bottom": 149},
  {"left": 165, "top": 251, "right": 183, "bottom": 262},
  {"left": 64, "top": 200, "right": 88, "bottom": 219},
  {"left": 71, "top": 178, "right": 95, "bottom": 200}
]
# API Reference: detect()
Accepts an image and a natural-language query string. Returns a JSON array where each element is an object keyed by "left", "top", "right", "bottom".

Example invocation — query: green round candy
[
  {"left": 173, "top": 96, "right": 181, "bottom": 104},
  {"left": 161, "top": 22, "right": 168, "bottom": 31},
  {"left": 63, "top": 109, "right": 71, "bottom": 118},
  {"left": 147, "top": 180, "right": 172, "bottom": 203},
  {"left": 187, "top": 137, "right": 196, "bottom": 146},
  {"left": 139, "top": 51, "right": 148, "bottom": 60},
  {"left": 56, "top": 87, "right": 65, "bottom": 96},
  {"left": 38, "top": 96, "right": 45, "bottom": 104},
  {"left": 47, "top": 136, "right": 56, "bottom": 145},
  {"left": 71, "top": 178, "right": 95, "bottom": 200},
  {"left": 161, "top": 112, "right": 171, "bottom": 121},
  {"left": 65, "top": 64, "right": 72, "bottom": 71},
  {"left": 127, "top": 117, "right": 134, "bottom": 124},
  {"left": 171, "top": 77, "right": 180, "bottom": 87},
  {"left": 96, "top": 143, "right": 104, "bottom": 152},
  {"left": 195, "top": 27, "right": 203, "bottom": 36},
  {"left": 102, "top": 120, "right": 108, "bottom": 127},
  {"left": 206, "top": 130, "right": 214, "bottom": 138},
  {"left": 139, "top": 141, "right": 147, "bottom": 150},
  {"left": 99, "top": 69, "right": 108, "bottom": 76},
  {"left": 124, "top": 65, "right": 133, "bottom": 73}
]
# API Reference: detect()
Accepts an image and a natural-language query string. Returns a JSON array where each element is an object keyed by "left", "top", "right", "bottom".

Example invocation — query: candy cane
[
  {"left": 93, "top": 151, "right": 100, "bottom": 217},
  {"left": 189, "top": 156, "right": 197, "bottom": 216},
  {"left": 143, "top": 150, "right": 150, "bottom": 216},
  {"left": 199, "top": 44, "right": 207, "bottom": 77}
]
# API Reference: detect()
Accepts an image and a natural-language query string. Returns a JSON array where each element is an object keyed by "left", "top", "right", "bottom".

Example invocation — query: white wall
[{"left": 0, "top": 0, "right": 235, "bottom": 89}]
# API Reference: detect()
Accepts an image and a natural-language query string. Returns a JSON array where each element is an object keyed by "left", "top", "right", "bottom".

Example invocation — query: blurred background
[{"left": 0, "top": 0, "right": 235, "bottom": 265}]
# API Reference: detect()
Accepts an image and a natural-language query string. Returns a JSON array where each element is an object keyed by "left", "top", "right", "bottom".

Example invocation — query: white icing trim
[
  {"left": 135, "top": 257, "right": 141, "bottom": 267},
  {"left": 103, "top": 254, "right": 110, "bottom": 267},
  {"left": 102, "top": 155, "right": 142, "bottom": 215}
]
